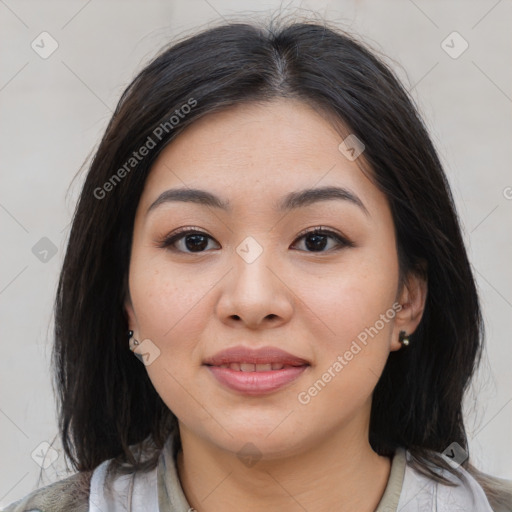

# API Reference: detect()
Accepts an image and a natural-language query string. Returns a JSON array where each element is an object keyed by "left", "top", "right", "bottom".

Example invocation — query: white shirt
[{"left": 89, "top": 459, "right": 159, "bottom": 512}]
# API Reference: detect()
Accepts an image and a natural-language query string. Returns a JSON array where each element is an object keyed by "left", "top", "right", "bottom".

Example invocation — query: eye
[
  {"left": 290, "top": 226, "right": 354, "bottom": 253},
  {"left": 158, "top": 227, "right": 220, "bottom": 253}
]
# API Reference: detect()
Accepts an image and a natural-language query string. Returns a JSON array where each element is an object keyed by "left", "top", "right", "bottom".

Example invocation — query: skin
[{"left": 125, "top": 98, "right": 427, "bottom": 512}]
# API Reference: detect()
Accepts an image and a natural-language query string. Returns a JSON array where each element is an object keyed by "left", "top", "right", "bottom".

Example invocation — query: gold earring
[{"left": 399, "top": 330, "right": 410, "bottom": 346}]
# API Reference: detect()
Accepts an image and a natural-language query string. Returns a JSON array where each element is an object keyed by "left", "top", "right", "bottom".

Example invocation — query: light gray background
[{"left": 1, "top": 0, "right": 511, "bottom": 506}]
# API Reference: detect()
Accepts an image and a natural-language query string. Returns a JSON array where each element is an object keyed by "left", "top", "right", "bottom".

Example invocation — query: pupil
[
  {"left": 185, "top": 235, "right": 208, "bottom": 252},
  {"left": 306, "top": 234, "right": 327, "bottom": 251}
]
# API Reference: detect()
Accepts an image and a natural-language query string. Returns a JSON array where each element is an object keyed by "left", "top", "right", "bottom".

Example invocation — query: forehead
[{"left": 139, "top": 99, "right": 384, "bottom": 215}]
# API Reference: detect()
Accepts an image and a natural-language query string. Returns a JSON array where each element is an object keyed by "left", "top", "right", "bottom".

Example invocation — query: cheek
[
  {"left": 129, "top": 254, "right": 212, "bottom": 339},
  {"left": 127, "top": 261, "right": 215, "bottom": 411},
  {"left": 296, "top": 248, "right": 399, "bottom": 410},
  {"left": 304, "top": 252, "right": 399, "bottom": 346},
  {"left": 128, "top": 259, "right": 209, "bottom": 416},
  {"left": 297, "top": 286, "right": 398, "bottom": 421}
]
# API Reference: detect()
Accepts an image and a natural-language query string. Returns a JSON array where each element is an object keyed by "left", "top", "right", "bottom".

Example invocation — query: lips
[
  {"left": 203, "top": 346, "right": 310, "bottom": 395},
  {"left": 203, "top": 346, "right": 309, "bottom": 368}
]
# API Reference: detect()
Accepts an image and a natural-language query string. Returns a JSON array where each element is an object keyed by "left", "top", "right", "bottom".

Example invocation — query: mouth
[{"left": 203, "top": 346, "right": 310, "bottom": 395}]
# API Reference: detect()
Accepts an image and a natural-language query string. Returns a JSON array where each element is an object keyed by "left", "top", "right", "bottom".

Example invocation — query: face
[{"left": 125, "top": 98, "right": 424, "bottom": 460}]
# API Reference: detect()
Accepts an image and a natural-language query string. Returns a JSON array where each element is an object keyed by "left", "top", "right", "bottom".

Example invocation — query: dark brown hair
[{"left": 51, "top": 15, "right": 511, "bottom": 509}]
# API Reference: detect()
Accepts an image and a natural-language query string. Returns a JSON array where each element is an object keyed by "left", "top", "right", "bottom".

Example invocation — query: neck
[{"left": 175, "top": 423, "right": 391, "bottom": 512}]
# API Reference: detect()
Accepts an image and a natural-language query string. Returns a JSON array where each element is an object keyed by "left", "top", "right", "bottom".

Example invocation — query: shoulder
[
  {"left": 1, "top": 471, "right": 92, "bottom": 512},
  {"left": 89, "top": 457, "right": 159, "bottom": 511},
  {"left": 399, "top": 450, "right": 512, "bottom": 512}
]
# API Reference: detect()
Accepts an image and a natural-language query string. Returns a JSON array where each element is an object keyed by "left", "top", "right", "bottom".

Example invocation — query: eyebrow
[{"left": 146, "top": 186, "right": 369, "bottom": 216}]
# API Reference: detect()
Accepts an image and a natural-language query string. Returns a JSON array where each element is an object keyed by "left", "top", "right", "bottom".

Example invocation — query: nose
[{"left": 215, "top": 243, "right": 294, "bottom": 330}]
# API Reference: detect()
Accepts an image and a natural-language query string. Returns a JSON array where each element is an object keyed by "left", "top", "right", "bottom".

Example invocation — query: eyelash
[{"left": 157, "top": 226, "right": 355, "bottom": 254}]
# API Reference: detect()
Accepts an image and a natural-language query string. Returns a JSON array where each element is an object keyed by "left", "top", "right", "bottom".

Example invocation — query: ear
[{"left": 390, "top": 269, "right": 428, "bottom": 351}]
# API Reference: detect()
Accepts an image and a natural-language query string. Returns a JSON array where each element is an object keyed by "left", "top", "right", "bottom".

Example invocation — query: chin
[{"left": 204, "top": 422, "right": 310, "bottom": 459}]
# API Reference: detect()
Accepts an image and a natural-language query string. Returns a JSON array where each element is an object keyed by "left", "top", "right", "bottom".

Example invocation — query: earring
[
  {"left": 128, "top": 330, "right": 145, "bottom": 363},
  {"left": 399, "top": 330, "right": 410, "bottom": 347},
  {"left": 128, "top": 330, "right": 140, "bottom": 350}
]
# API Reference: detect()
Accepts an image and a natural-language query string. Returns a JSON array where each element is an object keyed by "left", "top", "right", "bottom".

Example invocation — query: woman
[{"left": 4, "top": 15, "right": 512, "bottom": 512}]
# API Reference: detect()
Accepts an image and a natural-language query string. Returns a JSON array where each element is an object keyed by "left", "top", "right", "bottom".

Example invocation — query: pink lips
[{"left": 203, "top": 346, "right": 309, "bottom": 396}]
